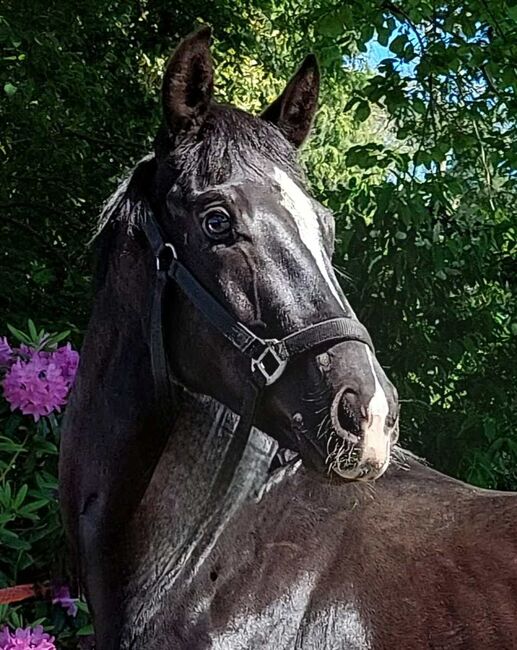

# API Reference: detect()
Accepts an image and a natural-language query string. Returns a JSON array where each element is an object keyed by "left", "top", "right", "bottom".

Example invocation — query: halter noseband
[{"left": 142, "top": 215, "right": 373, "bottom": 389}]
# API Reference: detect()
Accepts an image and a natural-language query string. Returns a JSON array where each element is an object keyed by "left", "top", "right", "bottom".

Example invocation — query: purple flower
[
  {"left": 52, "top": 584, "right": 78, "bottom": 617},
  {"left": 51, "top": 343, "right": 79, "bottom": 384},
  {"left": 2, "top": 357, "right": 69, "bottom": 421},
  {"left": 15, "top": 344, "right": 33, "bottom": 361},
  {"left": 0, "top": 337, "right": 13, "bottom": 368},
  {"left": 1, "top": 338, "right": 79, "bottom": 421},
  {"left": 0, "top": 338, "right": 79, "bottom": 420},
  {"left": 0, "top": 626, "right": 56, "bottom": 650}
]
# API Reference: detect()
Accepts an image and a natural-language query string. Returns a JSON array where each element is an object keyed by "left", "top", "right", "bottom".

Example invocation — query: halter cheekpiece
[{"left": 143, "top": 215, "right": 373, "bottom": 387}]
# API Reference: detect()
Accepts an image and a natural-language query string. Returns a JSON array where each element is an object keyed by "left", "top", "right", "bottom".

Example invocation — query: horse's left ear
[{"left": 261, "top": 54, "right": 320, "bottom": 148}]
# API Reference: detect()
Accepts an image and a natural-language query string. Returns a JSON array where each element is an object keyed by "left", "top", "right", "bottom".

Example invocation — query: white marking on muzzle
[
  {"left": 362, "top": 348, "right": 390, "bottom": 473},
  {"left": 273, "top": 167, "right": 346, "bottom": 311}
]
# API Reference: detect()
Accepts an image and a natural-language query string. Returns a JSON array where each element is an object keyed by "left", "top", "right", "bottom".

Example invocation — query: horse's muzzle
[{"left": 326, "top": 381, "right": 398, "bottom": 481}]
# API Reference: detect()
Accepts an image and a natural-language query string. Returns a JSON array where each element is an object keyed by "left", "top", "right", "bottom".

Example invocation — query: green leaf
[
  {"left": 0, "top": 531, "right": 31, "bottom": 551},
  {"left": 377, "top": 26, "right": 390, "bottom": 47},
  {"left": 13, "top": 484, "right": 28, "bottom": 509},
  {"left": 4, "top": 82, "right": 17, "bottom": 96},
  {"left": 0, "top": 437, "right": 25, "bottom": 453},
  {"left": 355, "top": 100, "right": 371, "bottom": 122},
  {"left": 316, "top": 13, "right": 343, "bottom": 37},
  {"left": 19, "top": 498, "right": 50, "bottom": 512},
  {"left": 343, "top": 97, "right": 361, "bottom": 112},
  {"left": 6, "top": 324, "right": 32, "bottom": 345},
  {"left": 389, "top": 34, "right": 408, "bottom": 57},
  {"left": 46, "top": 329, "right": 71, "bottom": 346},
  {"left": 413, "top": 98, "right": 426, "bottom": 115},
  {"left": 27, "top": 319, "right": 38, "bottom": 341}
]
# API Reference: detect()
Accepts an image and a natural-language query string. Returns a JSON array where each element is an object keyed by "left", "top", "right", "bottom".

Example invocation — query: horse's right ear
[
  {"left": 261, "top": 54, "right": 320, "bottom": 148},
  {"left": 162, "top": 26, "right": 214, "bottom": 137}
]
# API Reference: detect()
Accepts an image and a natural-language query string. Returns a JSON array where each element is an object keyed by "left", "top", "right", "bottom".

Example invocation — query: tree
[{"left": 1, "top": 0, "right": 515, "bottom": 487}]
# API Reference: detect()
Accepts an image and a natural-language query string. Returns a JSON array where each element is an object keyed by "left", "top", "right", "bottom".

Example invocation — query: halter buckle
[{"left": 251, "top": 342, "right": 287, "bottom": 386}]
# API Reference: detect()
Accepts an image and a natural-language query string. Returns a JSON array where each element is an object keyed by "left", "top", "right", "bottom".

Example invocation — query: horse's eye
[{"left": 202, "top": 208, "right": 232, "bottom": 241}]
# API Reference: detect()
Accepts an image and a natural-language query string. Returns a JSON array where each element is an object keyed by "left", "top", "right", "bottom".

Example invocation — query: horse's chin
[
  {"left": 330, "top": 458, "right": 390, "bottom": 482},
  {"left": 323, "top": 429, "right": 393, "bottom": 482}
]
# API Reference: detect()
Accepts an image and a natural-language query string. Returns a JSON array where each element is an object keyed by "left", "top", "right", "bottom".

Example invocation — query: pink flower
[
  {"left": 0, "top": 337, "right": 13, "bottom": 368},
  {"left": 1, "top": 340, "right": 79, "bottom": 421},
  {"left": 52, "top": 584, "right": 78, "bottom": 617},
  {"left": 51, "top": 344, "right": 79, "bottom": 384},
  {"left": 0, "top": 626, "right": 56, "bottom": 650},
  {"left": 2, "top": 357, "right": 69, "bottom": 421},
  {"left": 16, "top": 344, "right": 79, "bottom": 386}
]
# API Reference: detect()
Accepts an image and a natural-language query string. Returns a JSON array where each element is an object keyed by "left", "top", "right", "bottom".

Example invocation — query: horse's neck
[
  {"left": 84, "top": 223, "right": 277, "bottom": 540},
  {"left": 119, "top": 391, "right": 278, "bottom": 633}
]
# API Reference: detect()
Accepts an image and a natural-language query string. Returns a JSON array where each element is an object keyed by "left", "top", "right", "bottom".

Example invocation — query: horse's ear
[
  {"left": 162, "top": 25, "right": 214, "bottom": 137},
  {"left": 261, "top": 54, "right": 320, "bottom": 148}
]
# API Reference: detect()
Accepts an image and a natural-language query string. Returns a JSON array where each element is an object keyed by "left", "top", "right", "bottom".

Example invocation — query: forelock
[{"left": 169, "top": 104, "right": 303, "bottom": 190}]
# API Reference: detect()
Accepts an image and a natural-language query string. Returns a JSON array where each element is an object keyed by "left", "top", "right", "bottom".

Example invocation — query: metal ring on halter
[
  {"left": 156, "top": 243, "right": 177, "bottom": 271},
  {"left": 251, "top": 341, "right": 288, "bottom": 386}
]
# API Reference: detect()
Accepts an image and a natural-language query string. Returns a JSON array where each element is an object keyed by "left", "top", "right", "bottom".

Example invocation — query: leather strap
[
  {"left": 168, "top": 259, "right": 268, "bottom": 358},
  {"left": 142, "top": 216, "right": 375, "bottom": 389},
  {"left": 279, "top": 317, "right": 373, "bottom": 357},
  {"left": 138, "top": 191, "right": 378, "bottom": 593}
]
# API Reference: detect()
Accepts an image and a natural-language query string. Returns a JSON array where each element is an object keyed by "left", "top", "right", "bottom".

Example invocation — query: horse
[{"left": 59, "top": 26, "right": 517, "bottom": 649}]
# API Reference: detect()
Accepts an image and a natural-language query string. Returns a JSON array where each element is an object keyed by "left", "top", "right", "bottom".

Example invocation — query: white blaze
[
  {"left": 273, "top": 167, "right": 346, "bottom": 310},
  {"left": 362, "top": 348, "right": 390, "bottom": 471}
]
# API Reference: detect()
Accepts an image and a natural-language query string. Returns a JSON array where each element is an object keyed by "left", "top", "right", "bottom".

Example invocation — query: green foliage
[
  {"left": 0, "top": 0, "right": 515, "bottom": 499},
  {"left": 300, "top": 0, "right": 517, "bottom": 487}
]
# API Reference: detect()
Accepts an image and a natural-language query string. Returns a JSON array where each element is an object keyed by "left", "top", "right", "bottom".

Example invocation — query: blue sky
[{"left": 366, "top": 39, "right": 393, "bottom": 68}]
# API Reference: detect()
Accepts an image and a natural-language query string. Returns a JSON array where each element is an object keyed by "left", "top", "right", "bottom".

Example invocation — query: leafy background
[{"left": 0, "top": 0, "right": 515, "bottom": 644}]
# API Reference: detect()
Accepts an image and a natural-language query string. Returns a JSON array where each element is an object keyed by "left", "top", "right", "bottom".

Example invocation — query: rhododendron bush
[{"left": 0, "top": 323, "right": 92, "bottom": 648}]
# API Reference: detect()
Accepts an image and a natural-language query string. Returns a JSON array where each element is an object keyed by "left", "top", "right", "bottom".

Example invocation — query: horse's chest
[{"left": 209, "top": 577, "right": 315, "bottom": 649}]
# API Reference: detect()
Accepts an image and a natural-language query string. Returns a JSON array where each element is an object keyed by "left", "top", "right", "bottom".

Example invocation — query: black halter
[{"left": 142, "top": 213, "right": 373, "bottom": 484}]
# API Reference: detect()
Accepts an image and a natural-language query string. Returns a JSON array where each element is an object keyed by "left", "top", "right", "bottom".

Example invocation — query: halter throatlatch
[{"left": 142, "top": 213, "right": 374, "bottom": 507}]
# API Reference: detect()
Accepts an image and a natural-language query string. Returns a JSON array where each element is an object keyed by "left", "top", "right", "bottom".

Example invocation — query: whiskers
[
  {"left": 306, "top": 388, "right": 362, "bottom": 477},
  {"left": 319, "top": 414, "right": 359, "bottom": 477},
  {"left": 326, "top": 433, "right": 360, "bottom": 477},
  {"left": 317, "top": 414, "right": 331, "bottom": 441}
]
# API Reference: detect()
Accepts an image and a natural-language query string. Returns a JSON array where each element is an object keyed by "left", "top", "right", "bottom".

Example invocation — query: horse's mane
[{"left": 92, "top": 153, "right": 156, "bottom": 243}]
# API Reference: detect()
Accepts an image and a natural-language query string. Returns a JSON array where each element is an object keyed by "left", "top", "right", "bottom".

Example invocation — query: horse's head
[{"left": 151, "top": 27, "right": 399, "bottom": 481}]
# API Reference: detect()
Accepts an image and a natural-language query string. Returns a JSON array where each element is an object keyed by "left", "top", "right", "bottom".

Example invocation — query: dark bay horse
[{"left": 59, "top": 27, "right": 517, "bottom": 649}]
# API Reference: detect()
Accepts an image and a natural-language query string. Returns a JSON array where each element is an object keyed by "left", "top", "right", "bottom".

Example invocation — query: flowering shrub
[
  {"left": 0, "top": 323, "right": 92, "bottom": 648},
  {"left": 2, "top": 344, "right": 79, "bottom": 422},
  {"left": 0, "top": 626, "right": 56, "bottom": 650}
]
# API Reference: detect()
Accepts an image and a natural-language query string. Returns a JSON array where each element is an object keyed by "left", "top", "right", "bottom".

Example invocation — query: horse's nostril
[
  {"left": 332, "top": 389, "right": 362, "bottom": 441},
  {"left": 337, "top": 398, "right": 357, "bottom": 432}
]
